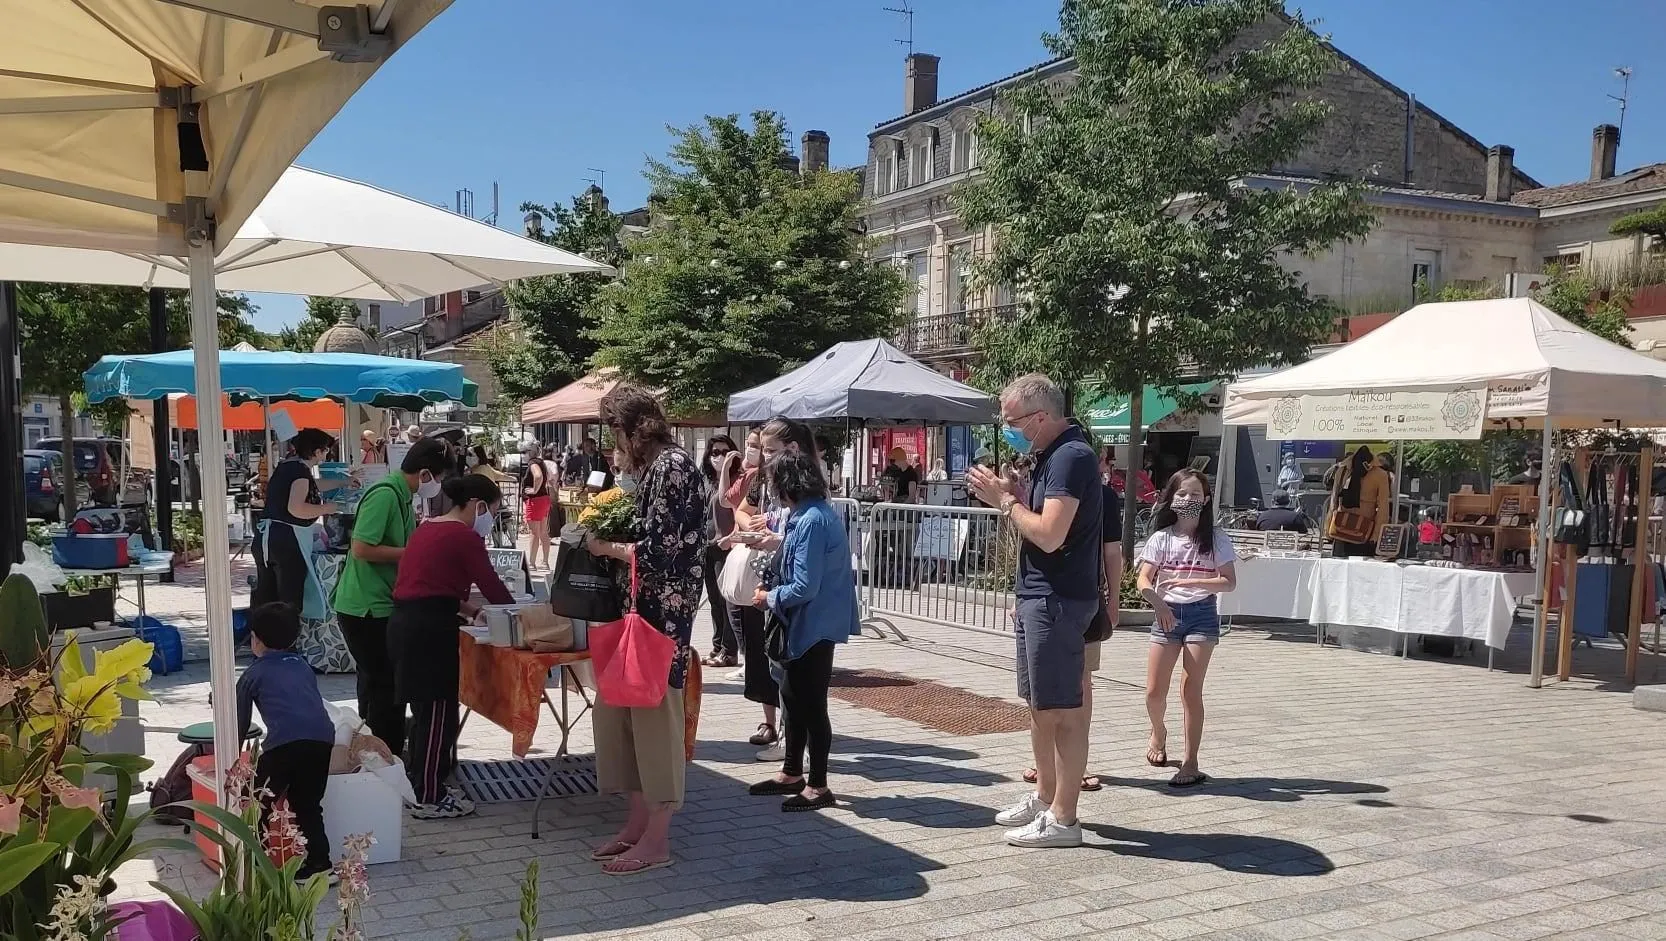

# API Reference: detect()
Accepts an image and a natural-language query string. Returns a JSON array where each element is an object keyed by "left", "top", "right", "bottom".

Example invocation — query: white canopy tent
[
  {"left": 1, "top": 0, "right": 451, "bottom": 793},
  {"left": 0, "top": 166, "right": 612, "bottom": 298},
  {"left": 1224, "top": 297, "right": 1666, "bottom": 687}
]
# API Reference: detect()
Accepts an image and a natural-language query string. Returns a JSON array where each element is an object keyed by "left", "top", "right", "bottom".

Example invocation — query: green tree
[
  {"left": 277, "top": 296, "right": 361, "bottom": 352},
  {"left": 1610, "top": 204, "right": 1666, "bottom": 243},
  {"left": 592, "top": 112, "right": 908, "bottom": 415},
  {"left": 953, "top": 0, "right": 1374, "bottom": 553},
  {"left": 1535, "top": 264, "right": 1630, "bottom": 346},
  {"left": 488, "top": 190, "right": 625, "bottom": 404}
]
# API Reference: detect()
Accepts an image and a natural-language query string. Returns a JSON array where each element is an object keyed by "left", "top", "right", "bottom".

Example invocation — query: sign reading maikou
[{"left": 1265, "top": 387, "right": 1487, "bottom": 441}]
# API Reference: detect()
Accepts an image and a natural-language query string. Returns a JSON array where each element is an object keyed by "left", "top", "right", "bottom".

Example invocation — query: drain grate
[
  {"left": 454, "top": 755, "right": 597, "bottom": 804},
  {"left": 828, "top": 669, "right": 1030, "bottom": 736}
]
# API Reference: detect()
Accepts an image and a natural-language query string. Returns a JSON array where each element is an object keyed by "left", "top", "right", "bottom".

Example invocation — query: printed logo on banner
[
  {"left": 1269, "top": 397, "right": 1302, "bottom": 438},
  {"left": 1440, "top": 388, "right": 1485, "bottom": 434}
]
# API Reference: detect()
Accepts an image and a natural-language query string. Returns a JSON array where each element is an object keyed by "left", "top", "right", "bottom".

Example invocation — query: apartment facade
[{"left": 861, "top": 19, "right": 1550, "bottom": 371}]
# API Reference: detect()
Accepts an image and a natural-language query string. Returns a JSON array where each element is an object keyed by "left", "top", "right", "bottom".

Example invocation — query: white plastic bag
[
  {"left": 717, "top": 545, "right": 763, "bottom": 606},
  {"left": 10, "top": 542, "right": 66, "bottom": 595},
  {"left": 368, "top": 757, "right": 419, "bottom": 806},
  {"left": 322, "top": 701, "right": 366, "bottom": 747}
]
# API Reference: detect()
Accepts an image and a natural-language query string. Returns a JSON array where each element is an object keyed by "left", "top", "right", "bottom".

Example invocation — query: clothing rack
[{"left": 1555, "top": 446, "right": 1655, "bottom": 683}]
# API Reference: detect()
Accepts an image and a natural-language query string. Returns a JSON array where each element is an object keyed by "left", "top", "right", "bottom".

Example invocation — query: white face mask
[
  {"left": 416, "top": 473, "right": 442, "bottom": 500},
  {"left": 618, "top": 473, "right": 639, "bottom": 494},
  {"left": 744, "top": 446, "right": 761, "bottom": 468},
  {"left": 473, "top": 503, "right": 495, "bottom": 538}
]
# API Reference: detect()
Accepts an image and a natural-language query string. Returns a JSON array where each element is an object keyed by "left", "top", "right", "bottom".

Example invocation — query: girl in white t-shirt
[{"left": 1135, "top": 469, "right": 1237, "bottom": 789}]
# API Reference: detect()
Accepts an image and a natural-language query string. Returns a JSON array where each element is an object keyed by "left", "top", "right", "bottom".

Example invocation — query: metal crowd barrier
[{"left": 843, "top": 501, "right": 1017, "bottom": 639}]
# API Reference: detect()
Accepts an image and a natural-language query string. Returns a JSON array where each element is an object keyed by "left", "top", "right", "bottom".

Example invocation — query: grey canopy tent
[{"left": 727, "top": 339, "right": 996, "bottom": 424}]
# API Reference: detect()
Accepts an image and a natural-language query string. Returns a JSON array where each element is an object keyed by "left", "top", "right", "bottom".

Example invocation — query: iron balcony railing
[{"left": 894, "top": 305, "right": 1019, "bottom": 357}]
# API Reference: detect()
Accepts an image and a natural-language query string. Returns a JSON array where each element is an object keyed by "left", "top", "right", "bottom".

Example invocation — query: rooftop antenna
[
  {"left": 1610, "top": 66, "right": 1633, "bottom": 136},
  {"left": 884, "top": 1, "right": 914, "bottom": 55},
  {"left": 584, "top": 168, "right": 606, "bottom": 192},
  {"left": 486, "top": 181, "right": 499, "bottom": 226}
]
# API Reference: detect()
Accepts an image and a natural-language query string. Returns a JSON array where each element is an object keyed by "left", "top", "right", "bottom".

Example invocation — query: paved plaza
[{"left": 112, "top": 562, "right": 1666, "bottom": 941}]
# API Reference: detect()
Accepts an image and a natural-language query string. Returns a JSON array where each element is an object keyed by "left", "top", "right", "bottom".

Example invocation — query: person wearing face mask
[
  {"left": 1136, "top": 469, "right": 1237, "bottom": 789},
  {"left": 389, "top": 473, "right": 514, "bottom": 819},
  {"left": 733, "top": 417, "right": 821, "bottom": 763},
  {"left": 253, "top": 428, "right": 341, "bottom": 615},
  {"left": 333, "top": 438, "right": 454, "bottom": 757},
  {"left": 965, "top": 375, "right": 1101, "bottom": 850}
]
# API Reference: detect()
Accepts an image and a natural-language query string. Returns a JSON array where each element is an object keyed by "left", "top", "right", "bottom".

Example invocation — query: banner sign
[{"left": 1266, "top": 387, "right": 1487, "bottom": 441}]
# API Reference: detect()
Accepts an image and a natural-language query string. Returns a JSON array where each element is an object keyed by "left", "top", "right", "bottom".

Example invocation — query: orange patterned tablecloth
[{"left": 457, "top": 633, "right": 702, "bottom": 759}]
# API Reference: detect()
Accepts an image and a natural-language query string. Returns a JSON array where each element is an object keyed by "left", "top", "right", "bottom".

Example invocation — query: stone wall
[{"left": 1295, "top": 207, "right": 1538, "bottom": 311}]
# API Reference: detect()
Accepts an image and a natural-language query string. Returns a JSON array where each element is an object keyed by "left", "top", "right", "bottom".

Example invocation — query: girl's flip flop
[
  {"left": 602, "top": 857, "right": 674, "bottom": 876},
  {"left": 589, "top": 840, "right": 634, "bottom": 861}
]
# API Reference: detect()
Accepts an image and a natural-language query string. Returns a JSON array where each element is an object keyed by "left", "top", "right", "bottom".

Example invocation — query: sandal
[
  {"left": 1168, "top": 771, "right": 1210, "bottom": 789},
  {"left": 1146, "top": 746, "right": 1168, "bottom": 768},
  {"left": 589, "top": 840, "right": 634, "bottom": 861},
  {"left": 1020, "top": 769, "right": 1102, "bottom": 791},
  {"left": 701, "top": 653, "right": 727, "bottom": 667},
  {"left": 783, "top": 790, "right": 836, "bottom": 812},
  {"left": 748, "top": 723, "right": 778, "bottom": 747},
  {"left": 748, "top": 777, "right": 805, "bottom": 796},
  {"left": 602, "top": 856, "right": 674, "bottom": 876}
]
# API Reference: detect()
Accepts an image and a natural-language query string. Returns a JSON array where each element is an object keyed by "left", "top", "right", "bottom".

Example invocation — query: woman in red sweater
[{"left": 390, "top": 474, "right": 514, "bottom": 819}]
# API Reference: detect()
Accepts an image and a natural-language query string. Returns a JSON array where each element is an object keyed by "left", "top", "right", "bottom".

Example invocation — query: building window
[
  {"left": 891, "top": 141, "right": 903, "bottom": 192},
  {"left": 946, "top": 243, "right": 972, "bottom": 313},
  {"left": 877, "top": 149, "right": 896, "bottom": 196},
  {"left": 1544, "top": 251, "right": 1583, "bottom": 272},
  {"left": 951, "top": 126, "right": 973, "bottom": 174},
  {"left": 911, "top": 142, "right": 930, "bottom": 186},
  {"left": 905, "top": 253, "right": 929, "bottom": 316},
  {"left": 368, "top": 303, "right": 381, "bottom": 331}
]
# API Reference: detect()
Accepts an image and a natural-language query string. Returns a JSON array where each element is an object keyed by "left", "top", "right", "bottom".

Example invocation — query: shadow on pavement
[
  {"left": 1083, "top": 822, "right": 1334, "bottom": 875},
  {"left": 842, "top": 794, "right": 997, "bottom": 830},
  {"left": 1094, "top": 775, "right": 1387, "bottom": 802}
]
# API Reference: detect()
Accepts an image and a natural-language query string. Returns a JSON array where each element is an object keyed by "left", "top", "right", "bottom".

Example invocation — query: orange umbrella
[{"left": 171, "top": 395, "right": 343, "bottom": 433}]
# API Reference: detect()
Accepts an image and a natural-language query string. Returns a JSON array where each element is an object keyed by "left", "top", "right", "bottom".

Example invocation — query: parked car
[
  {"left": 23, "top": 451, "right": 61, "bottom": 521},
  {"left": 36, "top": 436, "right": 151, "bottom": 506}
]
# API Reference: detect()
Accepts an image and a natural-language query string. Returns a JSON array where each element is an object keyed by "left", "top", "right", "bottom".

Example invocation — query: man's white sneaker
[
  {"left": 1005, "top": 811, "right": 1083, "bottom": 849},
  {"left": 994, "top": 792, "right": 1047, "bottom": 827},
  {"left": 756, "top": 742, "right": 786, "bottom": 763}
]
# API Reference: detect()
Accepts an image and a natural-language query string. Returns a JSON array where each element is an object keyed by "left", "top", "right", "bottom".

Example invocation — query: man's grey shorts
[{"left": 1014, "top": 595, "right": 1097, "bottom": 710}]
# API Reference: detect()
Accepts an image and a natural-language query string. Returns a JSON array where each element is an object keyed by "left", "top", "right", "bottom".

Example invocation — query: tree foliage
[
  {"left": 955, "top": 0, "right": 1374, "bottom": 402},
  {"left": 1610, "top": 204, "right": 1666, "bottom": 242},
  {"left": 953, "top": 0, "right": 1374, "bottom": 551},
  {"left": 591, "top": 112, "right": 908, "bottom": 415},
  {"left": 1535, "top": 265, "right": 1630, "bottom": 347},
  {"left": 489, "top": 191, "right": 625, "bottom": 404},
  {"left": 277, "top": 296, "right": 361, "bottom": 352}
]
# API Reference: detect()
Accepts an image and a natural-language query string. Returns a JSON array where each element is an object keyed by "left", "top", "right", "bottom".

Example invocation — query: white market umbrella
[
  {"left": 1, "top": 0, "right": 451, "bottom": 793},
  {"left": 0, "top": 167, "right": 613, "bottom": 298}
]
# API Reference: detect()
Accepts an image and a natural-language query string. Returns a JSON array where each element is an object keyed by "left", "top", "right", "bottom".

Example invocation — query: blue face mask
[{"left": 1001, "top": 423, "right": 1034, "bottom": 455}]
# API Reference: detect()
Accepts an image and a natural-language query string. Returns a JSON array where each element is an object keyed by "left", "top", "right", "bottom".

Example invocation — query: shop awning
[{"left": 1084, "top": 382, "right": 1218, "bottom": 443}]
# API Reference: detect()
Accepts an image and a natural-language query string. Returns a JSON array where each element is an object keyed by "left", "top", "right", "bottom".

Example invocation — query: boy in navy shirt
[{"left": 237, "top": 602, "right": 336, "bottom": 880}]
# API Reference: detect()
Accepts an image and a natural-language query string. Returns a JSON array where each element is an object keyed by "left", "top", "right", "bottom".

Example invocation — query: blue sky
[{"left": 249, "top": 0, "right": 1666, "bottom": 332}]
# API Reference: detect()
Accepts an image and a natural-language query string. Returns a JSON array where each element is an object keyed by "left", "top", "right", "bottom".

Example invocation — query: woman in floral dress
[{"left": 584, "top": 383, "right": 707, "bottom": 875}]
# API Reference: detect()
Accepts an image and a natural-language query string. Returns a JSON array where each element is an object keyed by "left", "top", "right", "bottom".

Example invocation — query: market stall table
[
  {"left": 1218, "top": 555, "right": 1321, "bottom": 621},
  {"left": 59, "top": 561, "right": 173, "bottom": 629},
  {"left": 1308, "top": 558, "right": 1537, "bottom": 662}
]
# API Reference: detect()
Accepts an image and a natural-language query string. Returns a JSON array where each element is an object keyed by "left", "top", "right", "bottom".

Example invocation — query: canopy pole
[
  {"left": 149, "top": 289, "right": 174, "bottom": 582},
  {"left": 187, "top": 241, "right": 239, "bottom": 803},
  {"left": 1394, "top": 440, "right": 1404, "bottom": 522},
  {"left": 1529, "top": 419, "right": 1555, "bottom": 688},
  {"left": 0, "top": 283, "right": 23, "bottom": 569}
]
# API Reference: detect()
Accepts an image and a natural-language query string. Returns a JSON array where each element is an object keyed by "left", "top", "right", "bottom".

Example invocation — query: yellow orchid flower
[
  {"left": 92, "top": 639, "right": 154, "bottom": 689},
  {"left": 63, "top": 675, "right": 123, "bottom": 734}
]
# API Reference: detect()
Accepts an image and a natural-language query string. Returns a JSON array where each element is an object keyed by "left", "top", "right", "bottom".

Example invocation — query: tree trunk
[
  {"left": 58, "top": 392, "right": 78, "bottom": 520},
  {"left": 1120, "top": 386, "right": 1144, "bottom": 565}
]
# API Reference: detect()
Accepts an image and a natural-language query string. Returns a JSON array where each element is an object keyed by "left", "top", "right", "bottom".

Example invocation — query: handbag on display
[
  {"left": 587, "top": 554, "right": 676, "bottom": 708},
  {"left": 548, "top": 525, "right": 622, "bottom": 623}
]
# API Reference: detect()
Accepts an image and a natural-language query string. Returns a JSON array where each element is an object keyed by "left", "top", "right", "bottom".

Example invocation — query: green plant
[
  {"left": 25, "top": 523, "right": 52, "bottom": 549},
  {"left": 577, "top": 488, "right": 640, "bottom": 543},
  {"left": 1, "top": 636, "right": 178, "bottom": 941},
  {"left": 153, "top": 759, "right": 333, "bottom": 941},
  {"left": 1120, "top": 567, "right": 1147, "bottom": 611},
  {"left": 172, "top": 510, "right": 205, "bottom": 555},
  {"left": 515, "top": 860, "right": 539, "bottom": 941},
  {"left": 0, "top": 572, "right": 49, "bottom": 669}
]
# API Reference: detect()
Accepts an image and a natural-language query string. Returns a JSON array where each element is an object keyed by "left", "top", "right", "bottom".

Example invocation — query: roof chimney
[
  {"left": 1485, "top": 144, "right": 1515, "bottom": 202},
  {"left": 904, "top": 53, "right": 940, "bottom": 114},
  {"left": 523, "top": 210, "right": 543, "bottom": 238},
  {"left": 1592, "top": 124, "right": 1620, "bottom": 181},
  {"left": 801, "top": 130, "right": 829, "bottom": 175},
  {"left": 584, "top": 184, "right": 609, "bottom": 214}
]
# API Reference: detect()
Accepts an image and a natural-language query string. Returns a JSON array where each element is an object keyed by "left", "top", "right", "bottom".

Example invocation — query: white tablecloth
[
  {"left": 1308, "top": 558, "right": 1536, "bottom": 650},
  {"left": 1219, "top": 556, "right": 1321, "bottom": 620}
]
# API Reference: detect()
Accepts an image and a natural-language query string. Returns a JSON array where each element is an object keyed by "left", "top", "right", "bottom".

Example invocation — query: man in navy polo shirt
[{"left": 967, "top": 373, "right": 1101, "bottom": 849}]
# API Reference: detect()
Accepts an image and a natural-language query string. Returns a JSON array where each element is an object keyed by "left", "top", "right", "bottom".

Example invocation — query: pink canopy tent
[{"left": 521, "top": 368, "right": 723, "bottom": 426}]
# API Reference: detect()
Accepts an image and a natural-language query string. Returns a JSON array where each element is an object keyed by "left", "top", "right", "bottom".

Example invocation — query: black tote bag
[{"left": 548, "top": 524, "right": 623, "bottom": 623}]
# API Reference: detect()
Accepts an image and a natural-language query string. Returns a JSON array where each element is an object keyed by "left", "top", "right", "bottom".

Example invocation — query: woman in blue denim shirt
[{"left": 746, "top": 450, "right": 859, "bottom": 811}]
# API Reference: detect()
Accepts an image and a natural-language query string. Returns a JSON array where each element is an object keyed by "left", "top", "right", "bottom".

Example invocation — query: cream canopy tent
[
  {"left": 0, "top": 166, "right": 612, "bottom": 298},
  {"left": 1223, "top": 296, "right": 1666, "bottom": 688},
  {"left": 1224, "top": 297, "right": 1666, "bottom": 428},
  {"left": 1, "top": 0, "right": 450, "bottom": 795}
]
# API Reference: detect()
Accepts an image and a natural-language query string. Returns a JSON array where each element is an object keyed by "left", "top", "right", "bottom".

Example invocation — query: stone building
[{"left": 862, "top": 21, "right": 1545, "bottom": 370}]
